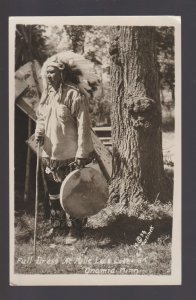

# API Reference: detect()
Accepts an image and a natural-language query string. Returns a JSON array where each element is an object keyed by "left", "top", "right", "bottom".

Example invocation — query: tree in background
[
  {"left": 15, "top": 25, "right": 48, "bottom": 69},
  {"left": 65, "top": 25, "right": 92, "bottom": 54},
  {"left": 155, "top": 27, "right": 175, "bottom": 131},
  {"left": 156, "top": 27, "right": 175, "bottom": 102},
  {"left": 109, "top": 27, "right": 171, "bottom": 216},
  {"left": 84, "top": 27, "right": 111, "bottom": 125}
]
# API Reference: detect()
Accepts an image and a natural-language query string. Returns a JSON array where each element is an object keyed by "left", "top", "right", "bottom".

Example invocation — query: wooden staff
[
  {"left": 34, "top": 142, "right": 40, "bottom": 259},
  {"left": 24, "top": 117, "right": 32, "bottom": 204}
]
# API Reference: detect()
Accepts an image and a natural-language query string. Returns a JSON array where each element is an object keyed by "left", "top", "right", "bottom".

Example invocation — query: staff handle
[{"left": 34, "top": 142, "right": 40, "bottom": 259}]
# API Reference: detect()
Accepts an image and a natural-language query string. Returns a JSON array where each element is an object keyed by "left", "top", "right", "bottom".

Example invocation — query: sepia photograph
[{"left": 9, "top": 16, "right": 181, "bottom": 285}]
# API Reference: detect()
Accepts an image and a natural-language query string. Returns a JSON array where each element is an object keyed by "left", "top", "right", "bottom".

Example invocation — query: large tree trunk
[
  {"left": 109, "top": 26, "right": 167, "bottom": 214},
  {"left": 66, "top": 26, "right": 86, "bottom": 54}
]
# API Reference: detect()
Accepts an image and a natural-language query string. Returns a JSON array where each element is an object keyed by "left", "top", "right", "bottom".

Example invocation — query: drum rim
[
  {"left": 60, "top": 169, "right": 80, "bottom": 209},
  {"left": 60, "top": 167, "right": 108, "bottom": 216}
]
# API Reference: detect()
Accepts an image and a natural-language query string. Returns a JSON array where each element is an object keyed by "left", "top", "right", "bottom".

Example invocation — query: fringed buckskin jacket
[{"left": 35, "top": 83, "right": 94, "bottom": 161}]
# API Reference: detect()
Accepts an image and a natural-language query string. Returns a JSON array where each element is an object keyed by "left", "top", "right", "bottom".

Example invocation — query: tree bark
[{"left": 109, "top": 26, "right": 167, "bottom": 214}]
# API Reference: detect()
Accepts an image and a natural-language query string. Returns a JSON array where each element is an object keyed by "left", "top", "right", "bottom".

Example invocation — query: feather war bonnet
[{"left": 40, "top": 51, "right": 100, "bottom": 104}]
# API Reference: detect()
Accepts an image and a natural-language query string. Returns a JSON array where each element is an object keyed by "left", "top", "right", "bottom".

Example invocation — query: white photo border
[{"left": 9, "top": 16, "right": 181, "bottom": 286}]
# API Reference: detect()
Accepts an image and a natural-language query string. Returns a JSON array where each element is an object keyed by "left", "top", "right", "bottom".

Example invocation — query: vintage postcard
[{"left": 9, "top": 16, "right": 181, "bottom": 285}]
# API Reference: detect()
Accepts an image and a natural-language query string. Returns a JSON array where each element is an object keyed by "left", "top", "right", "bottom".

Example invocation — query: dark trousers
[
  {"left": 44, "top": 174, "right": 66, "bottom": 228},
  {"left": 43, "top": 161, "right": 85, "bottom": 230}
]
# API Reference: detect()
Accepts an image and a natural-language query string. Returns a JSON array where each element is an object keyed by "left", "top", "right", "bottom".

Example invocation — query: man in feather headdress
[{"left": 35, "top": 59, "right": 94, "bottom": 244}]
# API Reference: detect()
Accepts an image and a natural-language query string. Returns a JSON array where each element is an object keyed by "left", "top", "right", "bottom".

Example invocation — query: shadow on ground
[
  {"left": 84, "top": 214, "right": 172, "bottom": 247},
  {"left": 15, "top": 210, "right": 172, "bottom": 249}
]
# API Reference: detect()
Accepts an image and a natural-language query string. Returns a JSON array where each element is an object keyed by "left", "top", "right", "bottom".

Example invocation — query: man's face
[{"left": 47, "top": 66, "right": 61, "bottom": 87}]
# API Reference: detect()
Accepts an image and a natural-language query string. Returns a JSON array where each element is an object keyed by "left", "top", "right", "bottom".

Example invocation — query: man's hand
[
  {"left": 75, "top": 158, "right": 87, "bottom": 169},
  {"left": 35, "top": 134, "right": 44, "bottom": 146}
]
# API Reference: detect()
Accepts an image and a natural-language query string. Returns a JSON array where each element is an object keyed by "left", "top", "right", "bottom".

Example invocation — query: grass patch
[{"left": 15, "top": 207, "right": 172, "bottom": 275}]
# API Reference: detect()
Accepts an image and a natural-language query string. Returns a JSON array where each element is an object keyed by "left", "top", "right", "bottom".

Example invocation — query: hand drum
[{"left": 60, "top": 167, "right": 108, "bottom": 218}]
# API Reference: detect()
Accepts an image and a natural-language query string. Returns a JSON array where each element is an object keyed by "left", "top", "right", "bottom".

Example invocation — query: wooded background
[{"left": 15, "top": 25, "right": 174, "bottom": 128}]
